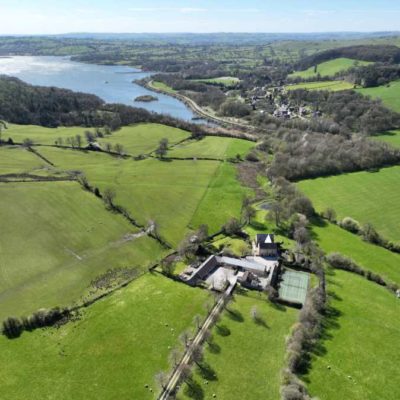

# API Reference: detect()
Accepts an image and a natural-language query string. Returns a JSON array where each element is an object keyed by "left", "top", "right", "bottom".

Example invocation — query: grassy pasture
[
  {"left": 286, "top": 80, "right": 354, "bottom": 92},
  {"left": 0, "top": 274, "right": 209, "bottom": 400},
  {"left": 311, "top": 220, "right": 400, "bottom": 285},
  {"left": 151, "top": 80, "right": 176, "bottom": 93},
  {"left": 177, "top": 292, "right": 297, "bottom": 400},
  {"left": 306, "top": 269, "right": 400, "bottom": 400},
  {"left": 99, "top": 123, "right": 190, "bottom": 156},
  {"left": 189, "top": 161, "right": 251, "bottom": 234},
  {"left": 0, "top": 181, "right": 165, "bottom": 320},
  {"left": 289, "top": 57, "right": 371, "bottom": 79},
  {"left": 356, "top": 80, "right": 400, "bottom": 112},
  {"left": 0, "top": 146, "right": 49, "bottom": 175},
  {"left": 374, "top": 129, "right": 400, "bottom": 149},
  {"left": 194, "top": 76, "right": 240, "bottom": 86},
  {"left": 298, "top": 166, "right": 400, "bottom": 244},
  {"left": 168, "top": 136, "right": 254, "bottom": 159},
  {"left": 36, "top": 147, "right": 234, "bottom": 245},
  {"left": 3, "top": 124, "right": 87, "bottom": 146}
]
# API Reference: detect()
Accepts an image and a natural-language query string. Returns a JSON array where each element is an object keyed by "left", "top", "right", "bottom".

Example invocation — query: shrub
[{"left": 340, "top": 217, "right": 360, "bottom": 234}]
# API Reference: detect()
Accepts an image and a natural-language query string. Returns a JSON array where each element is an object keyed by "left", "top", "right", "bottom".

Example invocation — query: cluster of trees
[
  {"left": 219, "top": 99, "right": 252, "bottom": 118},
  {"left": 2, "top": 307, "right": 69, "bottom": 339},
  {"left": 348, "top": 64, "right": 400, "bottom": 87},
  {"left": 268, "top": 177, "right": 315, "bottom": 229},
  {"left": 326, "top": 253, "right": 399, "bottom": 293},
  {"left": 287, "top": 89, "right": 400, "bottom": 135},
  {"left": 0, "top": 75, "right": 103, "bottom": 126},
  {"left": 295, "top": 45, "right": 400, "bottom": 71},
  {"left": 267, "top": 129, "right": 400, "bottom": 181}
]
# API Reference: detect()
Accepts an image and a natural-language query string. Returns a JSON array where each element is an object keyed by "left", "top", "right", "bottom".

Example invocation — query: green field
[
  {"left": 356, "top": 80, "right": 400, "bottom": 112},
  {"left": 312, "top": 220, "right": 400, "bottom": 285},
  {"left": 99, "top": 123, "right": 190, "bottom": 156},
  {"left": 150, "top": 80, "right": 176, "bottom": 93},
  {"left": 306, "top": 269, "right": 400, "bottom": 400},
  {"left": 3, "top": 124, "right": 87, "bottom": 146},
  {"left": 374, "top": 129, "right": 400, "bottom": 149},
  {"left": 190, "top": 161, "right": 251, "bottom": 233},
  {"left": 194, "top": 76, "right": 240, "bottom": 86},
  {"left": 0, "top": 180, "right": 165, "bottom": 320},
  {"left": 289, "top": 58, "right": 371, "bottom": 79},
  {"left": 298, "top": 166, "right": 400, "bottom": 244},
  {"left": 0, "top": 146, "right": 49, "bottom": 175},
  {"left": 0, "top": 274, "right": 209, "bottom": 400},
  {"left": 168, "top": 136, "right": 254, "bottom": 159},
  {"left": 37, "top": 138, "right": 251, "bottom": 244},
  {"left": 178, "top": 292, "right": 297, "bottom": 400},
  {"left": 286, "top": 80, "right": 354, "bottom": 92}
]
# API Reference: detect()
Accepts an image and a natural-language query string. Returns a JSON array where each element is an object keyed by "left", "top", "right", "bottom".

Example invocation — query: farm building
[{"left": 181, "top": 234, "right": 281, "bottom": 291}]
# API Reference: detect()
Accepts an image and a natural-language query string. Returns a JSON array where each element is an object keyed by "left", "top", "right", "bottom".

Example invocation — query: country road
[{"left": 158, "top": 279, "right": 237, "bottom": 400}]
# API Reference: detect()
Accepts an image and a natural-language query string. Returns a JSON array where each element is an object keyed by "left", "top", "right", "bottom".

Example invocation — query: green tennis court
[{"left": 279, "top": 269, "right": 310, "bottom": 304}]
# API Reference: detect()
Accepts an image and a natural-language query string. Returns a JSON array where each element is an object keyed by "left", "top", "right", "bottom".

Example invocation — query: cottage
[{"left": 252, "top": 234, "right": 279, "bottom": 258}]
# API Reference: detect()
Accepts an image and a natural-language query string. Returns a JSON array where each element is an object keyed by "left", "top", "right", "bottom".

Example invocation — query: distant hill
[
  {"left": 52, "top": 32, "right": 400, "bottom": 44},
  {"left": 296, "top": 45, "right": 400, "bottom": 70}
]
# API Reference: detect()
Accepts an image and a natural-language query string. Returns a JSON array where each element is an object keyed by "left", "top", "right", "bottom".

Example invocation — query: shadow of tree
[
  {"left": 196, "top": 361, "right": 218, "bottom": 381},
  {"left": 207, "top": 341, "right": 221, "bottom": 354},
  {"left": 215, "top": 324, "right": 231, "bottom": 336},
  {"left": 300, "top": 300, "right": 342, "bottom": 381},
  {"left": 254, "top": 316, "right": 270, "bottom": 329},
  {"left": 226, "top": 309, "right": 244, "bottom": 322},
  {"left": 184, "top": 377, "right": 204, "bottom": 400}
]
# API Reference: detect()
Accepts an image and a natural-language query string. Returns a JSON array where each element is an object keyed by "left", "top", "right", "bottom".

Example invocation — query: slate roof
[{"left": 255, "top": 234, "right": 278, "bottom": 249}]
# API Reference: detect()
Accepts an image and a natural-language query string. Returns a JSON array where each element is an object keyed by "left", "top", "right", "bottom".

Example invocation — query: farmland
[
  {"left": 177, "top": 292, "right": 297, "bottom": 400},
  {"left": 289, "top": 57, "right": 371, "bottom": 79},
  {"left": 0, "top": 123, "right": 253, "bottom": 319},
  {"left": 0, "top": 274, "right": 209, "bottom": 400},
  {"left": 305, "top": 269, "right": 400, "bottom": 400},
  {"left": 286, "top": 80, "right": 354, "bottom": 92},
  {"left": 356, "top": 80, "right": 400, "bottom": 113},
  {"left": 298, "top": 166, "right": 400, "bottom": 244},
  {"left": 37, "top": 146, "right": 239, "bottom": 245},
  {"left": 311, "top": 220, "right": 400, "bottom": 285},
  {"left": 168, "top": 136, "right": 254, "bottom": 160},
  {"left": 0, "top": 180, "right": 165, "bottom": 320},
  {"left": 98, "top": 123, "right": 190, "bottom": 156}
]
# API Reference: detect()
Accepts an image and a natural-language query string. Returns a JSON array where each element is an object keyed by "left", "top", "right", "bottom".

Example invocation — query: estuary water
[{"left": 0, "top": 56, "right": 201, "bottom": 122}]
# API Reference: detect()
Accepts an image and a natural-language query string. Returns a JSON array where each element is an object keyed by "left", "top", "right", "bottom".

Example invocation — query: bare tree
[
  {"left": 104, "top": 142, "right": 112, "bottom": 153},
  {"left": 84, "top": 130, "right": 95, "bottom": 144},
  {"left": 75, "top": 134, "right": 82, "bottom": 148},
  {"left": 179, "top": 364, "right": 192, "bottom": 386},
  {"left": 193, "top": 315, "right": 202, "bottom": 331},
  {"left": 0, "top": 120, "right": 7, "bottom": 145},
  {"left": 168, "top": 348, "right": 181, "bottom": 367},
  {"left": 103, "top": 188, "right": 116, "bottom": 208},
  {"left": 191, "top": 344, "right": 203, "bottom": 366},
  {"left": 154, "top": 371, "right": 168, "bottom": 390},
  {"left": 114, "top": 143, "right": 125, "bottom": 156},
  {"left": 179, "top": 331, "right": 190, "bottom": 348},
  {"left": 250, "top": 305, "right": 259, "bottom": 321},
  {"left": 155, "top": 138, "right": 169, "bottom": 159}
]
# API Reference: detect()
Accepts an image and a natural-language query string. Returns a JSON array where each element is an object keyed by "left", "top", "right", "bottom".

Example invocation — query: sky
[{"left": 0, "top": 0, "right": 399, "bottom": 35}]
